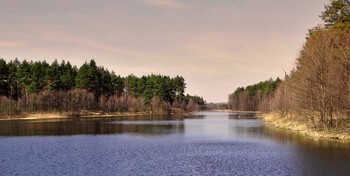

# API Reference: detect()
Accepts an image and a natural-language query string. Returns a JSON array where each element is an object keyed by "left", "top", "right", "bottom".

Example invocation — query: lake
[{"left": 1, "top": 111, "right": 350, "bottom": 176}]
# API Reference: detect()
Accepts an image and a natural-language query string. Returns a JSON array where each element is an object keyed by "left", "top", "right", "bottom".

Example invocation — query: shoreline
[
  {"left": 0, "top": 111, "right": 185, "bottom": 121},
  {"left": 209, "top": 109, "right": 263, "bottom": 113},
  {"left": 263, "top": 113, "right": 350, "bottom": 142},
  {"left": 2, "top": 111, "right": 350, "bottom": 142},
  {"left": 0, "top": 110, "right": 262, "bottom": 121}
]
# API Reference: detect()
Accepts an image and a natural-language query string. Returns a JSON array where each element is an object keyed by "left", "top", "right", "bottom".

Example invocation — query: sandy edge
[{"left": 263, "top": 113, "right": 350, "bottom": 141}]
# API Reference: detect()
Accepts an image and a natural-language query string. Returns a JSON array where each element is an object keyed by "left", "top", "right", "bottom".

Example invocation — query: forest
[
  {"left": 228, "top": 78, "right": 281, "bottom": 111},
  {"left": 0, "top": 59, "right": 205, "bottom": 117},
  {"left": 229, "top": 0, "right": 350, "bottom": 129}
]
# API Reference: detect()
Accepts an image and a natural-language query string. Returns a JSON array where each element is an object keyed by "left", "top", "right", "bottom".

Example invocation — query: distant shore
[
  {"left": 263, "top": 113, "right": 350, "bottom": 141},
  {"left": 210, "top": 109, "right": 263, "bottom": 113},
  {"left": 0, "top": 110, "right": 186, "bottom": 121}
]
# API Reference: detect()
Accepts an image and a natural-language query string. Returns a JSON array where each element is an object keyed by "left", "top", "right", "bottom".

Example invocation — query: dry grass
[{"left": 263, "top": 112, "right": 350, "bottom": 141}]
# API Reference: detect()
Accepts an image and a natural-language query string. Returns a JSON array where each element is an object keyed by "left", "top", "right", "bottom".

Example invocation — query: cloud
[{"left": 142, "top": 0, "right": 185, "bottom": 8}]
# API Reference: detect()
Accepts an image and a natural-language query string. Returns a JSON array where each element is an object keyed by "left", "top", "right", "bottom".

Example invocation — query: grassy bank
[{"left": 263, "top": 113, "right": 350, "bottom": 141}]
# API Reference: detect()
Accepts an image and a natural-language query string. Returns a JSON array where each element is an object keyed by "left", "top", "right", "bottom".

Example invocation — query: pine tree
[
  {"left": 28, "top": 61, "right": 48, "bottom": 93},
  {"left": 47, "top": 59, "right": 61, "bottom": 91},
  {"left": 321, "top": 0, "right": 350, "bottom": 27},
  {"left": 76, "top": 60, "right": 102, "bottom": 98},
  {"left": 60, "top": 61, "right": 76, "bottom": 90},
  {"left": 111, "top": 73, "right": 124, "bottom": 96},
  {"left": 0, "top": 59, "right": 9, "bottom": 97},
  {"left": 17, "top": 60, "right": 32, "bottom": 96},
  {"left": 7, "top": 60, "right": 20, "bottom": 100}
]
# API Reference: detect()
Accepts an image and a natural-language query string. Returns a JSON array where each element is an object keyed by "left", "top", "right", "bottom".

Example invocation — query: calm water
[{"left": 1, "top": 112, "right": 350, "bottom": 176}]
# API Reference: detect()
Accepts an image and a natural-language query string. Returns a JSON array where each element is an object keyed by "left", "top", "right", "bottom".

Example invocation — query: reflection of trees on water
[
  {"left": 229, "top": 114, "right": 257, "bottom": 119},
  {"left": 228, "top": 112, "right": 262, "bottom": 119},
  {"left": 263, "top": 125, "right": 350, "bottom": 175},
  {"left": 263, "top": 126, "right": 350, "bottom": 149},
  {"left": 229, "top": 126, "right": 264, "bottom": 137},
  {"left": 0, "top": 116, "right": 187, "bottom": 136}
]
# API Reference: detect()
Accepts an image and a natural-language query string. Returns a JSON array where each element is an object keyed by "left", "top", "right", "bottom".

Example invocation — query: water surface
[{"left": 0, "top": 111, "right": 350, "bottom": 175}]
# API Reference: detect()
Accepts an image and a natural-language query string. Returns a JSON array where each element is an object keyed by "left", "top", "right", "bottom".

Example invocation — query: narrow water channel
[{"left": 0, "top": 111, "right": 349, "bottom": 175}]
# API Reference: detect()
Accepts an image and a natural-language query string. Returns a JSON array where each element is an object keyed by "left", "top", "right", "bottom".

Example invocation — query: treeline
[
  {"left": 228, "top": 78, "right": 281, "bottom": 111},
  {"left": 272, "top": 27, "right": 350, "bottom": 129},
  {"left": 206, "top": 103, "right": 228, "bottom": 111},
  {"left": 0, "top": 59, "right": 205, "bottom": 116},
  {"left": 229, "top": 0, "right": 350, "bottom": 129}
]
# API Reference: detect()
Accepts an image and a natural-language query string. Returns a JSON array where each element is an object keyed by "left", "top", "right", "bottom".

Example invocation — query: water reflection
[
  {"left": 228, "top": 112, "right": 261, "bottom": 119},
  {"left": 2, "top": 111, "right": 350, "bottom": 175},
  {"left": 0, "top": 115, "right": 187, "bottom": 136},
  {"left": 184, "top": 111, "right": 264, "bottom": 140},
  {"left": 263, "top": 125, "right": 350, "bottom": 149},
  {"left": 1, "top": 111, "right": 350, "bottom": 150}
]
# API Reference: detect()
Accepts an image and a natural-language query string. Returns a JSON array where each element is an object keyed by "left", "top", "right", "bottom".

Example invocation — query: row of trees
[
  {"left": 273, "top": 0, "right": 350, "bottom": 129},
  {"left": 272, "top": 26, "right": 350, "bottom": 129},
  {"left": 0, "top": 59, "right": 205, "bottom": 116},
  {"left": 229, "top": 0, "right": 350, "bottom": 129},
  {"left": 228, "top": 78, "right": 281, "bottom": 111}
]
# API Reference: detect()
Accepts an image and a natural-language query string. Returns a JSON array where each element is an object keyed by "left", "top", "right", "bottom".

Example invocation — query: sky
[{"left": 0, "top": 0, "right": 329, "bottom": 103}]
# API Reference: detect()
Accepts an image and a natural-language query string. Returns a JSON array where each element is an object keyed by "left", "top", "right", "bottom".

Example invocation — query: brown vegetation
[
  {"left": 273, "top": 27, "right": 350, "bottom": 130},
  {"left": 228, "top": 78, "right": 280, "bottom": 112},
  {"left": 230, "top": 0, "right": 350, "bottom": 133}
]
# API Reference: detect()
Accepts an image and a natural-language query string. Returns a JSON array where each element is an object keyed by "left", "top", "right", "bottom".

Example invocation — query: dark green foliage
[
  {"left": 0, "top": 58, "right": 204, "bottom": 115},
  {"left": 321, "top": 0, "right": 350, "bottom": 27},
  {"left": 0, "top": 59, "right": 9, "bottom": 97},
  {"left": 17, "top": 60, "right": 32, "bottom": 96},
  {"left": 245, "top": 78, "right": 280, "bottom": 96},
  {"left": 28, "top": 61, "right": 49, "bottom": 93},
  {"left": 233, "top": 87, "right": 244, "bottom": 95},
  {"left": 125, "top": 74, "right": 186, "bottom": 104},
  {"left": 228, "top": 78, "right": 281, "bottom": 111},
  {"left": 7, "top": 59, "right": 20, "bottom": 100},
  {"left": 185, "top": 94, "right": 205, "bottom": 105},
  {"left": 72, "top": 59, "right": 190, "bottom": 105},
  {"left": 125, "top": 74, "right": 139, "bottom": 97},
  {"left": 76, "top": 60, "right": 102, "bottom": 96},
  {"left": 46, "top": 59, "right": 61, "bottom": 91},
  {"left": 173, "top": 76, "right": 186, "bottom": 97},
  {"left": 111, "top": 73, "right": 124, "bottom": 96},
  {"left": 99, "top": 67, "right": 114, "bottom": 97},
  {"left": 59, "top": 61, "right": 77, "bottom": 90}
]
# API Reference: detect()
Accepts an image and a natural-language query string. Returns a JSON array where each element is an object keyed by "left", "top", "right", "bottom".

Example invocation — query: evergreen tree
[
  {"left": 321, "top": 0, "right": 350, "bottom": 27},
  {"left": 17, "top": 60, "right": 32, "bottom": 96},
  {"left": 125, "top": 74, "right": 139, "bottom": 97},
  {"left": 0, "top": 59, "right": 9, "bottom": 97},
  {"left": 111, "top": 73, "right": 124, "bottom": 96},
  {"left": 156, "top": 76, "right": 167, "bottom": 101},
  {"left": 172, "top": 76, "right": 186, "bottom": 102},
  {"left": 228, "top": 78, "right": 281, "bottom": 111},
  {"left": 143, "top": 76, "right": 155, "bottom": 102},
  {"left": 76, "top": 60, "right": 101, "bottom": 95},
  {"left": 47, "top": 59, "right": 61, "bottom": 91},
  {"left": 0, "top": 58, "right": 205, "bottom": 114},
  {"left": 28, "top": 61, "right": 48, "bottom": 93},
  {"left": 7, "top": 60, "right": 20, "bottom": 100},
  {"left": 99, "top": 67, "right": 113, "bottom": 97},
  {"left": 137, "top": 76, "right": 148, "bottom": 98},
  {"left": 60, "top": 61, "right": 76, "bottom": 90}
]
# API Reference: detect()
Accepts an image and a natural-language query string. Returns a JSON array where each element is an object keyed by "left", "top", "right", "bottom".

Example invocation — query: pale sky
[{"left": 0, "top": 0, "right": 329, "bottom": 103}]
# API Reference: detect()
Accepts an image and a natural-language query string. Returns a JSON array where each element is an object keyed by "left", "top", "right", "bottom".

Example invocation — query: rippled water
[{"left": 1, "top": 111, "right": 350, "bottom": 176}]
